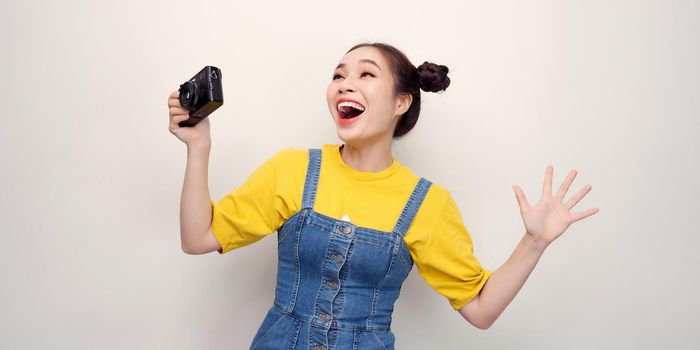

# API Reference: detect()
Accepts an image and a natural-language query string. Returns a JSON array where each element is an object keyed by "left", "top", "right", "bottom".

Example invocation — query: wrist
[
  {"left": 523, "top": 232, "right": 549, "bottom": 253},
  {"left": 187, "top": 140, "right": 211, "bottom": 152}
]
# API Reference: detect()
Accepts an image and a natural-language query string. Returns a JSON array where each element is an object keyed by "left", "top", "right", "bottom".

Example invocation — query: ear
[{"left": 395, "top": 93, "right": 413, "bottom": 116}]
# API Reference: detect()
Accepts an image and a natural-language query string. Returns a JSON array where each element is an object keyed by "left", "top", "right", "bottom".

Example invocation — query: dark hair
[{"left": 345, "top": 42, "right": 451, "bottom": 138}]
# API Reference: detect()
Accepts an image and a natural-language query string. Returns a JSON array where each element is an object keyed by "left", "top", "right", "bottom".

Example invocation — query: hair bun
[{"left": 416, "top": 61, "right": 450, "bottom": 92}]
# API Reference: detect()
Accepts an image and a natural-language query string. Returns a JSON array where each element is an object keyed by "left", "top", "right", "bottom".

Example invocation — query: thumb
[{"left": 512, "top": 185, "right": 530, "bottom": 210}]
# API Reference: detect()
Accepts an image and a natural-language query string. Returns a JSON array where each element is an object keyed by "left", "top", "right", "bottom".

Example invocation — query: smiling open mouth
[{"left": 337, "top": 101, "right": 365, "bottom": 119}]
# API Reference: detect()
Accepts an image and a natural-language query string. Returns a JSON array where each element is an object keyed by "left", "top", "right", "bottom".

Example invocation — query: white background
[{"left": 1, "top": 0, "right": 698, "bottom": 349}]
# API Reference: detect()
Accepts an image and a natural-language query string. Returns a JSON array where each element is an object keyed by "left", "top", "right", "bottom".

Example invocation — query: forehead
[{"left": 336, "top": 46, "right": 387, "bottom": 69}]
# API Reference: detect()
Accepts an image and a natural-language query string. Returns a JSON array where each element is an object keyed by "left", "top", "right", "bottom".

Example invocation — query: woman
[{"left": 167, "top": 42, "right": 599, "bottom": 349}]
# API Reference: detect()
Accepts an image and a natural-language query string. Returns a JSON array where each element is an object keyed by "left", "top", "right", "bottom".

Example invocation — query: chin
[{"left": 336, "top": 129, "right": 363, "bottom": 144}]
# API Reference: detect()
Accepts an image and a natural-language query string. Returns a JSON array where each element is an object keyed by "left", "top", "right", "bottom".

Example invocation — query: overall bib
[{"left": 250, "top": 148, "right": 432, "bottom": 350}]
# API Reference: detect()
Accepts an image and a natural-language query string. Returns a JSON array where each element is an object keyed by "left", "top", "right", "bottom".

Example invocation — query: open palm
[{"left": 512, "top": 165, "right": 599, "bottom": 246}]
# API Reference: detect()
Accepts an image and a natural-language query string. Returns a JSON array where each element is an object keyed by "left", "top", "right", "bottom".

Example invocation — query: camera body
[{"left": 178, "top": 66, "right": 224, "bottom": 127}]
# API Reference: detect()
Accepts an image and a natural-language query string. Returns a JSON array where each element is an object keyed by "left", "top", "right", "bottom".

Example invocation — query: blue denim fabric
[{"left": 250, "top": 148, "right": 432, "bottom": 350}]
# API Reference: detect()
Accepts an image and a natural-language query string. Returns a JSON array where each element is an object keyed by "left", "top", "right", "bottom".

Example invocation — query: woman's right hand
[{"left": 168, "top": 90, "right": 211, "bottom": 147}]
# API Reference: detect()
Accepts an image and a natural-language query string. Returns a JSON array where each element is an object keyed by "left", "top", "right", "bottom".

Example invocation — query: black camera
[{"left": 177, "top": 66, "right": 224, "bottom": 127}]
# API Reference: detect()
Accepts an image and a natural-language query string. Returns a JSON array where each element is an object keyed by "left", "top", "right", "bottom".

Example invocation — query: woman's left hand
[{"left": 511, "top": 165, "right": 599, "bottom": 247}]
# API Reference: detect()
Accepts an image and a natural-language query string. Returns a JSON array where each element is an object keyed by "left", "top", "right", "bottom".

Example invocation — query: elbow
[
  {"left": 475, "top": 309, "right": 501, "bottom": 330},
  {"left": 465, "top": 315, "right": 494, "bottom": 330},
  {"left": 180, "top": 229, "right": 203, "bottom": 255},
  {"left": 473, "top": 318, "right": 495, "bottom": 330},
  {"left": 461, "top": 308, "right": 496, "bottom": 330},
  {"left": 181, "top": 243, "right": 195, "bottom": 255},
  {"left": 459, "top": 296, "right": 495, "bottom": 330},
  {"left": 181, "top": 240, "right": 201, "bottom": 255}
]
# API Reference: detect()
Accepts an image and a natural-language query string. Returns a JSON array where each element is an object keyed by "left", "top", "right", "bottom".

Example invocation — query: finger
[
  {"left": 543, "top": 164, "right": 553, "bottom": 197},
  {"left": 556, "top": 169, "right": 577, "bottom": 201},
  {"left": 168, "top": 98, "right": 182, "bottom": 108},
  {"left": 564, "top": 184, "right": 592, "bottom": 210},
  {"left": 169, "top": 90, "right": 180, "bottom": 99},
  {"left": 569, "top": 207, "right": 600, "bottom": 223},
  {"left": 512, "top": 184, "right": 530, "bottom": 210},
  {"left": 169, "top": 106, "right": 189, "bottom": 116},
  {"left": 169, "top": 113, "right": 190, "bottom": 131}
]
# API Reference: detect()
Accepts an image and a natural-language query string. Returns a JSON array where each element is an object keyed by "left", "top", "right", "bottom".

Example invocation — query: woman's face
[{"left": 326, "top": 46, "right": 411, "bottom": 146}]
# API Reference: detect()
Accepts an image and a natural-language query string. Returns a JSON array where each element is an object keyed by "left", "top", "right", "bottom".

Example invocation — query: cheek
[
  {"left": 368, "top": 87, "right": 395, "bottom": 114},
  {"left": 325, "top": 87, "right": 334, "bottom": 109}
]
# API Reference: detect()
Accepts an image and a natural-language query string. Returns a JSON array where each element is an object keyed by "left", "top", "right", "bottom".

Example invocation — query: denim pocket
[
  {"left": 396, "top": 244, "right": 414, "bottom": 277},
  {"left": 278, "top": 218, "right": 298, "bottom": 246},
  {"left": 371, "top": 330, "right": 396, "bottom": 349},
  {"left": 249, "top": 307, "right": 287, "bottom": 349},
  {"left": 278, "top": 227, "right": 290, "bottom": 245}
]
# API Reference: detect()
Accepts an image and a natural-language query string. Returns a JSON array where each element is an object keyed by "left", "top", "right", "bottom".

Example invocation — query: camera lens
[{"left": 178, "top": 81, "right": 200, "bottom": 110}]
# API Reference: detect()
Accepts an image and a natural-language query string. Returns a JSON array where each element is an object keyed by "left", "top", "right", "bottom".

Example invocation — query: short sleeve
[
  {"left": 414, "top": 192, "right": 492, "bottom": 310},
  {"left": 210, "top": 149, "right": 287, "bottom": 254}
]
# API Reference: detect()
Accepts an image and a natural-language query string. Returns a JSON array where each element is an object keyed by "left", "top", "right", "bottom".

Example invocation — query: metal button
[
  {"left": 332, "top": 254, "right": 343, "bottom": 263},
  {"left": 313, "top": 346, "right": 325, "bottom": 350},
  {"left": 319, "top": 312, "right": 331, "bottom": 321},
  {"left": 326, "top": 280, "right": 337, "bottom": 289},
  {"left": 339, "top": 226, "right": 351, "bottom": 234}
]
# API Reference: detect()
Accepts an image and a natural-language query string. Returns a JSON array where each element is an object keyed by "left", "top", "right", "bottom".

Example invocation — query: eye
[
  {"left": 333, "top": 74, "right": 343, "bottom": 80},
  {"left": 361, "top": 72, "right": 375, "bottom": 77}
]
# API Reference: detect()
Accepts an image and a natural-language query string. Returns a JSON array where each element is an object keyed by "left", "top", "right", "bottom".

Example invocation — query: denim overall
[{"left": 249, "top": 148, "right": 432, "bottom": 350}]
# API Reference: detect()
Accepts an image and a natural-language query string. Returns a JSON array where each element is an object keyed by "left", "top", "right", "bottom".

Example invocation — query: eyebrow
[{"left": 335, "top": 59, "right": 382, "bottom": 71}]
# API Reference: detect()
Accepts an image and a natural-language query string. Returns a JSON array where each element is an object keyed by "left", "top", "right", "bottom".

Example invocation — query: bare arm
[
  {"left": 458, "top": 165, "right": 599, "bottom": 329},
  {"left": 167, "top": 90, "right": 220, "bottom": 254},
  {"left": 180, "top": 143, "right": 220, "bottom": 254},
  {"left": 458, "top": 233, "right": 546, "bottom": 329}
]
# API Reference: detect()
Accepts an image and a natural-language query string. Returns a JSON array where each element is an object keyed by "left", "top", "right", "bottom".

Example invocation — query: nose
[{"left": 337, "top": 75, "right": 356, "bottom": 93}]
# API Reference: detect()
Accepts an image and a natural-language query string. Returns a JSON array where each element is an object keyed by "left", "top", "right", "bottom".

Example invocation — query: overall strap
[
  {"left": 301, "top": 148, "right": 322, "bottom": 210},
  {"left": 392, "top": 177, "right": 433, "bottom": 238}
]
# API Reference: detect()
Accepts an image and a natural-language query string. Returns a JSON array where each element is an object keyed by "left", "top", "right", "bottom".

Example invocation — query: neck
[{"left": 339, "top": 141, "right": 394, "bottom": 173}]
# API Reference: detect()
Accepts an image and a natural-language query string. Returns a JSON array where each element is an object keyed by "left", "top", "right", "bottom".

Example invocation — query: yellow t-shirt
[{"left": 210, "top": 143, "right": 492, "bottom": 310}]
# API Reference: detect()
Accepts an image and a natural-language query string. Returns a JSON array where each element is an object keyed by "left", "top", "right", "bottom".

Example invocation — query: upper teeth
[{"left": 337, "top": 101, "right": 365, "bottom": 111}]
